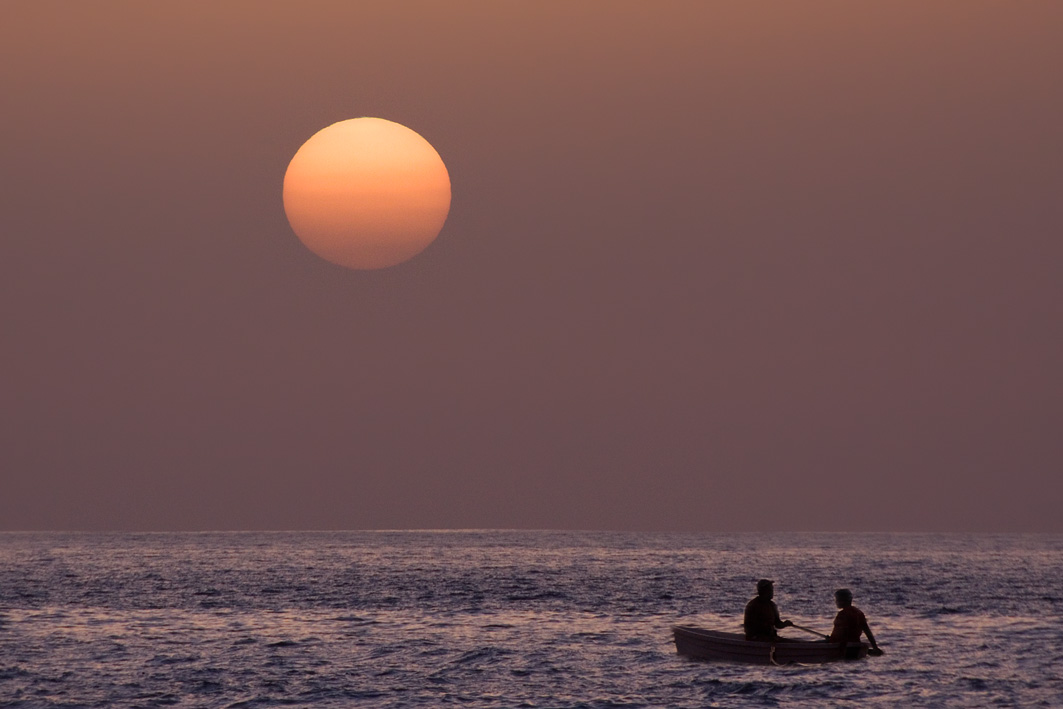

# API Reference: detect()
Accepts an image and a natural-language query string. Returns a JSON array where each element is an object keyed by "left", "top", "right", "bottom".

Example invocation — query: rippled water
[{"left": 1, "top": 531, "right": 1061, "bottom": 707}]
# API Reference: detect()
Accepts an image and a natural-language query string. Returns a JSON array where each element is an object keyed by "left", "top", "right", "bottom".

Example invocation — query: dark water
[{"left": 1, "top": 531, "right": 1061, "bottom": 707}]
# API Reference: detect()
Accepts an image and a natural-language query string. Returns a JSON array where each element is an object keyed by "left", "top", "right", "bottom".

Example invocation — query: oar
[{"left": 790, "top": 623, "right": 829, "bottom": 639}]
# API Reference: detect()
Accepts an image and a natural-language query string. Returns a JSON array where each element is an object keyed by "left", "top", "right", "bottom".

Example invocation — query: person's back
[{"left": 827, "top": 603, "right": 866, "bottom": 643}]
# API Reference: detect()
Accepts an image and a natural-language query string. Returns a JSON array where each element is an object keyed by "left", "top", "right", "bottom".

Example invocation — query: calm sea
[{"left": 1, "top": 531, "right": 1061, "bottom": 707}]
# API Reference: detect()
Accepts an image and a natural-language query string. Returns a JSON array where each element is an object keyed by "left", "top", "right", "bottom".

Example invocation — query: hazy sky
[{"left": 3, "top": 2, "right": 1061, "bottom": 532}]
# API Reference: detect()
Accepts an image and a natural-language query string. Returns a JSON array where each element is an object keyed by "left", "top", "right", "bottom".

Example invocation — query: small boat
[{"left": 672, "top": 625, "right": 869, "bottom": 665}]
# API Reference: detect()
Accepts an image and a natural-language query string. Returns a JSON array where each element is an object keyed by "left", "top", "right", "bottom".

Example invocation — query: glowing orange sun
[{"left": 283, "top": 117, "right": 451, "bottom": 270}]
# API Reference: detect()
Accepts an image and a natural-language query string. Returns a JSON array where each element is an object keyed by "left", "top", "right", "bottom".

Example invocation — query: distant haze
[{"left": 2, "top": 2, "right": 1061, "bottom": 531}]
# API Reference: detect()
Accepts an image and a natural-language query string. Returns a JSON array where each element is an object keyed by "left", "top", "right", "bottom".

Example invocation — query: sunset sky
[{"left": 3, "top": 2, "right": 1061, "bottom": 532}]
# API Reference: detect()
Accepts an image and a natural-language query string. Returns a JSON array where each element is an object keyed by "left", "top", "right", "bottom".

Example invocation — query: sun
[{"left": 282, "top": 118, "right": 451, "bottom": 270}]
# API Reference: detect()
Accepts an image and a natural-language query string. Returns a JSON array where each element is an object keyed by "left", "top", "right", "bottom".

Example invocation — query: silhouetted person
[
  {"left": 827, "top": 588, "right": 883, "bottom": 655},
  {"left": 743, "top": 579, "right": 793, "bottom": 641}
]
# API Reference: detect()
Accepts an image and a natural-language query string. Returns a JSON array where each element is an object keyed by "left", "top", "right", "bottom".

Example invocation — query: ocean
[{"left": 1, "top": 531, "right": 1061, "bottom": 707}]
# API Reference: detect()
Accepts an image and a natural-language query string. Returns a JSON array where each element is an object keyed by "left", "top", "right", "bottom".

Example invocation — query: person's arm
[
  {"left": 861, "top": 618, "right": 883, "bottom": 654},
  {"left": 773, "top": 604, "right": 793, "bottom": 629}
]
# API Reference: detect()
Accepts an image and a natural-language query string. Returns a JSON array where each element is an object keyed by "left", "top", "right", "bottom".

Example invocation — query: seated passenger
[
  {"left": 828, "top": 588, "right": 883, "bottom": 655},
  {"left": 743, "top": 578, "right": 793, "bottom": 641}
]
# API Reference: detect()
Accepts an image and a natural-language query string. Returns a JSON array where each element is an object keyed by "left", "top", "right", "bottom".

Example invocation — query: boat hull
[{"left": 673, "top": 625, "right": 868, "bottom": 665}]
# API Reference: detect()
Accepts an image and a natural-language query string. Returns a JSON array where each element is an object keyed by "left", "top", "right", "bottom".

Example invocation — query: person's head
[
  {"left": 834, "top": 588, "right": 853, "bottom": 608},
  {"left": 756, "top": 579, "right": 774, "bottom": 599}
]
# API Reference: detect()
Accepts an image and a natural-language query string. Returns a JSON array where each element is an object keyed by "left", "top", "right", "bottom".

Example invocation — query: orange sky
[{"left": 2, "top": 2, "right": 1061, "bottom": 531}]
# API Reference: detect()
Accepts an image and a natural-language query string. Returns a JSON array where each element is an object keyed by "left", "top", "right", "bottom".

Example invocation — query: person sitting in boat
[
  {"left": 743, "top": 579, "right": 793, "bottom": 641},
  {"left": 827, "top": 588, "right": 883, "bottom": 655}
]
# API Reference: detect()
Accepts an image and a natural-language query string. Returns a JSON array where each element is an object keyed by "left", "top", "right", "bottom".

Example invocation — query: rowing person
[
  {"left": 743, "top": 578, "right": 794, "bottom": 641},
  {"left": 827, "top": 588, "right": 884, "bottom": 655}
]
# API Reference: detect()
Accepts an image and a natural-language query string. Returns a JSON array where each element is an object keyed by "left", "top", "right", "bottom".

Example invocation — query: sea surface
[{"left": 1, "top": 531, "right": 1061, "bottom": 708}]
